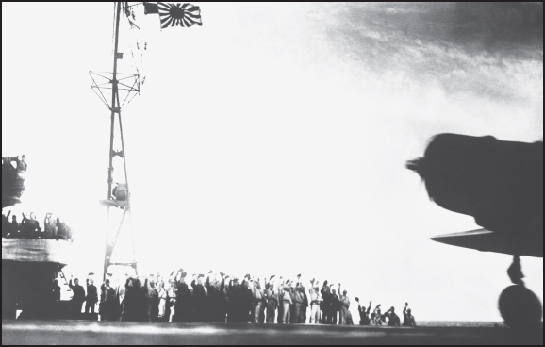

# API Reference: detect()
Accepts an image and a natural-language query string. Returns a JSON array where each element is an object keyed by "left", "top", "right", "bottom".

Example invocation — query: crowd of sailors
[
  {"left": 67, "top": 271, "right": 416, "bottom": 326},
  {"left": 2, "top": 210, "right": 73, "bottom": 240}
]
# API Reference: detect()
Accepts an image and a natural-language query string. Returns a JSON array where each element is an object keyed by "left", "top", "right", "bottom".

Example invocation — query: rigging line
[
  {"left": 117, "top": 74, "right": 139, "bottom": 80},
  {"left": 116, "top": 93, "right": 130, "bottom": 194},
  {"left": 122, "top": 85, "right": 139, "bottom": 107},
  {"left": 121, "top": 78, "right": 139, "bottom": 107},
  {"left": 135, "top": 66, "right": 142, "bottom": 87},
  {"left": 123, "top": 91, "right": 139, "bottom": 108},
  {"left": 128, "top": 204, "right": 137, "bottom": 268},
  {"left": 91, "top": 74, "right": 138, "bottom": 84},
  {"left": 117, "top": 80, "right": 138, "bottom": 90},
  {"left": 109, "top": 208, "right": 127, "bottom": 262},
  {"left": 90, "top": 72, "right": 113, "bottom": 81},
  {"left": 90, "top": 74, "right": 108, "bottom": 90},
  {"left": 93, "top": 82, "right": 117, "bottom": 88},
  {"left": 116, "top": 104, "right": 136, "bottom": 269},
  {"left": 91, "top": 87, "right": 110, "bottom": 109},
  {"left": 90, "top": 74, "right": 111, "bottom": 108},
  {"left": 91, "top": 72, "right": 138, "bottom": 76},
  {"left": 94, "top": 87, "right": 135, "bottom": 91},
  {"left": 127, "top": 17, "right": 141, "bottom": 30},
  {"left": 92, "top": 72, "right": 138, "bottom": 78},
  {"left": 127, "top": 31, "right": 142, "bottom": 72}
]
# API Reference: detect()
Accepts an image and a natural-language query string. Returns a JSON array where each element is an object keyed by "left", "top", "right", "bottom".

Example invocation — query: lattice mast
[{"left": 91, "top": 2, "right": 140, "bottom": 282}]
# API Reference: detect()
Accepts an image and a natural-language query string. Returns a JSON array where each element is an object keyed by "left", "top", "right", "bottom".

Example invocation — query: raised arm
[
  {"left": 321, "top": 281, "right": 328, "bottom": 295},
  {"left": 205, "top": 272, "right": 211, "bottom": 290}
]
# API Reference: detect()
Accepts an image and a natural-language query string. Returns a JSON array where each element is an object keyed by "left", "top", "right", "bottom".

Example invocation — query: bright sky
[{"left": 2, "top": 3, "right": 543, "bottom": 322}]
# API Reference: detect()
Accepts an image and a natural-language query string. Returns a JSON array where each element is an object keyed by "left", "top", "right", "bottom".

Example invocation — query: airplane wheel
[{"left": 499, "top": 284, "right": 542, "bottom": 329}]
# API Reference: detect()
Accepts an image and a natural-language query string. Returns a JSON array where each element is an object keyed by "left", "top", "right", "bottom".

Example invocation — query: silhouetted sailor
[
  {"left": 173, "top": 270, "right": 192, "bottom": 322},
  {"left": 21, "top": 212, "right": 40, "bottom": 239},
  {"left": 308, "top": 279, "right": 322, "bottom": 324},
  {"left": 288, "top": 280, "right": 296, "bottom": 323},
  {"left": 291, "top": 279, "right": 306, "bottom": 323},
  {"left": 329, "top": 287, "right": 339, "bottom": 324},
  {"left": 280, "top": 281, "right": 293, "bottom": 324},
  {"left": 205, "top": 272, "right": 226, "bottom": 322},
  {"left": 16, "top": 155, "right": 26, "bottom": 173},
  {"left": 240, "top": 277, "right": 254, "bottom": 323},
  {"left": 191, "top": 274, "right": 207, "bottom": 322},
  {"left": 2, "top": 210, "right": 10, "bottom": 238},
  {"left": 113, "top": 274, "right": 128, "bottom": 321},
  {"left": 85, "top": 278, "right": 98, "bottom": 314},
  {"left": 100, "top": 279, "right": 117, "bottom": 321},
  {"left": 321, "top": 281, "right": 330, "bottom": 323},
  {"left": 275, "top": 277, "right": 285, "bottom": 324},
  {"left": 57, "top": 217, "right": 71, "bottom": 239},
  {"left": 356, "top": 298, "right": 371, "bottom": 325},
  {"left": 166, "top": 277, "right": 176, "bottom": 322},
  {"left": 8, "top": 215, "right": 19, "bottom": 238},
  {"left": 13, "top": 155, "right": 27, "bottom": 180},
  {"left": 265, "top": 276, "right": 279, "bottom": 323},
  {"left": 302, "top": 283, "right": 308, "bottom": 323},
  {"left": 147, "top": 278, "right": 159, "bottom": 322},
  {"left": 122, "top": 277, "right": 139, "bottom": 321},
  {"left": 403, "top": 303, "right": 416, "bottom": 326},
  {"left": 372, "top": 304, "right": 383, "bottom": 325},
  {"left": 69, "top": 276, "right": 86, "bottom": 318},
  {"left": 217, "top": 275, "right": 228, "bottom": 322},
  {"left": 226, "top": 277, "right": 240, "bottom": 322},
  {"left": 338, "top": 284, "right": 350, "bottom": 325},
  {"left": 253, "top": 278, "right": 265, "bottom": 323},
  {"left": 384, "top": 306, "right": 401, "bottom": 326},
  {"left": 135, "top": 278, "right": 149, "bottom": 322},
  {"left": 157, "top": 281, "right": 167, "bottom": 321}
]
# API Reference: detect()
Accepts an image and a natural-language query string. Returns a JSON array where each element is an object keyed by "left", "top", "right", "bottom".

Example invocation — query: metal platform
[{"left": 99, "top": 200, "right": 129, "bottom": 208}]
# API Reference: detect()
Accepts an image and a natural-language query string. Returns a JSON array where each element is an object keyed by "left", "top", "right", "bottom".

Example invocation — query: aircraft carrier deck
[{"left": 2, "top": 320, "right": 543, "bottom": 345}]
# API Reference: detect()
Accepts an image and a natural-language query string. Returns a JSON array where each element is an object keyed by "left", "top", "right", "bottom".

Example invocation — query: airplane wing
[
  {"left": 407, "top": 133, "right": 543, "bottom": 257},
  {"left": 431, "top": 228, "right": 543, "bottom": 257}
]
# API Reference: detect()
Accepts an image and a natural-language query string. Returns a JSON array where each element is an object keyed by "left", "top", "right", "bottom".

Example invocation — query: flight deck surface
[{"left": 2, "top": 320, "right": 543, "bottom": 345}]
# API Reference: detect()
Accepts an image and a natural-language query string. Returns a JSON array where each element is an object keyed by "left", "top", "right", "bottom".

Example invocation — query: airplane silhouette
[{"left": 406, "top": 133, "right": 543, "bottom": 328}]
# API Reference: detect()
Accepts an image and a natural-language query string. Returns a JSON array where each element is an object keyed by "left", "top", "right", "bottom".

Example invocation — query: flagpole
[{"left": 103, "top": 1, "right": 122, "bottom": 284}]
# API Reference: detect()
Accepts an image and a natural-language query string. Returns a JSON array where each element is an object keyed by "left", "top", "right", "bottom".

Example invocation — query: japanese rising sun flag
[{"left": 157, "top": 3, "right": 202, "bottom": 28}]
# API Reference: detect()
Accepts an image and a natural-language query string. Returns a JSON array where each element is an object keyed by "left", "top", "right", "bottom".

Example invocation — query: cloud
[
  {"left": 333, "top": 3, "right": 543, "bottom": 53},
  {"left": 306, "top": 3, "right": 542, "bottom": 104}
]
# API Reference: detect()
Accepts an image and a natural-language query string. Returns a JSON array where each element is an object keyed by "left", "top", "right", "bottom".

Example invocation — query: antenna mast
[{"left": 91, "top": 2, "right": 140, "bottom": 283}]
